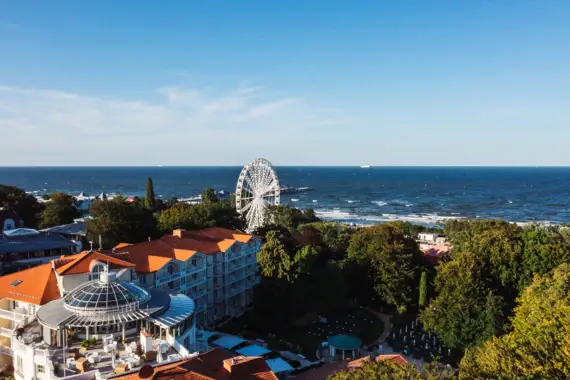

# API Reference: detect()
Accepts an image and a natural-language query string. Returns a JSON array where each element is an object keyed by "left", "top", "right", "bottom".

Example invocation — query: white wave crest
[
  {"left": 372, "top": 201, "right": 388, "bottom": 207},
  {"left": 315, "top": 209, "right": 464, "bottom": 226}
]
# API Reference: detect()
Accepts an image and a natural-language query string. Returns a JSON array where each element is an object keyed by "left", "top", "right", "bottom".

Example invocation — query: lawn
[{"left": 216, "top": 307, "right": 385, "bottom": 361}]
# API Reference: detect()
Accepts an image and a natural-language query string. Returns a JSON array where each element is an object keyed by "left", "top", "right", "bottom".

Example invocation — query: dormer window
[
  {"left": 89, "top": 263, "right": 106, "bottom": 281},
  {"left": 167, "top": 264, "right": 175, "bottom": 275}
]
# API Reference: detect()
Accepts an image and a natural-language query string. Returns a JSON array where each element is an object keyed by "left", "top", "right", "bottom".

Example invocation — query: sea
[{"left": 1, "top": 166, "right": 570, "bottom": 227}]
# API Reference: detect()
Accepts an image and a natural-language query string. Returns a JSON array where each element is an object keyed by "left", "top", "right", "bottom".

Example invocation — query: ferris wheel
[{"left": 236, "top": 158, "right": 280, "bottom": 231}]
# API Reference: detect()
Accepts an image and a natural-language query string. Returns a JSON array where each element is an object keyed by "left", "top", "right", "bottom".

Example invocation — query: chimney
[
  {"left": 173, "top": 229, "right": 186, "bottom": 238},
  {"left": 223, "top": 356, "right": 253, "bottom": 378}
]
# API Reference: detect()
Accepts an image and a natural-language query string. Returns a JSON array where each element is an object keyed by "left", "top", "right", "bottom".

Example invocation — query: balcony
[
  {"left": 0, "top": 343, "right": 12, "bottom": 356},
  {"left": 0, "top": 308, "right": 33, "bottom": 322}
]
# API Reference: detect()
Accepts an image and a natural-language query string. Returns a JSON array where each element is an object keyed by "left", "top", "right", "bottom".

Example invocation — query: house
[
  {"left": 112, "top": 227, "right": 262, "bottom": 327},
  {"left": 108, "top": 348, "right": 277, "bottom": 380},
  {"left": 0, "top": 209, "right": 24, "bottom": 233},
  {"left": 0, "top": 229, "right": 76, "bottom": 273},
  {"left": 418, "top": 233, "right": 446, "bottom": 244}
]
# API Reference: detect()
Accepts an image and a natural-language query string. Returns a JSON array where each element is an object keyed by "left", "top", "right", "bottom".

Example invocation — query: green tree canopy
[
  {"left": 257, "top": 231, "right": 294, "bottom": 281},
  {"left": 345, "top": 222, "right": 426, "bottom": 312},
  {"left": 39, "top": 192, "right": 81, "bottom": 229},
  {"left": 420, "top": 252, "right": 504, "bottom": 350},
  {"left": 158, "top": 197, "right": 243, "bottom": 232},
  {"left": 87, "top": 197, "right": 159, "bottom": 249},
  {"left": 261, "top": 205, "right": 319, "bottom": 232},
  {"left": 200, "top": 188, "right": 219, "bottom": 203},
  {"left": 419, "top": 271, "right": 428, "bottom": 308},
  {"left": 459, "top": 263, "right": 570, "bottom": 380},
  {"left": 0, "top": 184, "right": 43, "bottom": 228},
  {"left": 328, "top": 360, "right": 456, "bottom": 380},
  {"left": 145, "top": 177, "right": 156, "bottom": 210}
]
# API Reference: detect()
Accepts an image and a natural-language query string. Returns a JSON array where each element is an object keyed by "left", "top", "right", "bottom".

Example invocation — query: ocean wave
[
  {"left": 291, "top": 198, "right": 299, "bottom": 202},
  {"left": 372, "top": 201, "right": 388, "bottom": 207},
  {"left": 314, "top": 209, "right": 464, "bottom": 226}
]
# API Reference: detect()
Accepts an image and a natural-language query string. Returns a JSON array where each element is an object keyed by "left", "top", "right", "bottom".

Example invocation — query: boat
[{"left": 361, "top": 165, "right": 371, "bottom": 168}]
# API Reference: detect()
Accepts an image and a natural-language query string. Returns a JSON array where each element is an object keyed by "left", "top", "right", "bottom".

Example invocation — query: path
[{"left": 360, "top": 306, "right": 392, "bottom": 349}]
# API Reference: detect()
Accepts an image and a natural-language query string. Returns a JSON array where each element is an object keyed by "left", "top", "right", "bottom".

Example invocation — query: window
[
  {"left": 167, "top": 265, "right": 175, "bottom": 275},
  {"left": 36, "top": 364, "right": 45, "bottom": 373},
  {"left": 192, "top": 258, "right": 197, "bottom": 266},
  {"left": 89, "top": 263, "right": 106, "bottom": 281},
  {"left": 167, "top": 281, "right": 174, "bottom": 289},
  {"left": 181, "top": 276, "right": 186, "bottom": 285},
  {"left": 16, "top": 356, "right": 23, "bottom": 372},
  {"left": 138, "top": 275, "right": 146, "bottom": 284},
  {"left": 10, "top": 280, "right": 22, "bottom": 287}
]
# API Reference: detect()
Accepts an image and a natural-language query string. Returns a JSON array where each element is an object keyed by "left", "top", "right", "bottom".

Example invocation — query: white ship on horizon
[{"left": 360, "top": 165, "right": 371, "bottom": 168}]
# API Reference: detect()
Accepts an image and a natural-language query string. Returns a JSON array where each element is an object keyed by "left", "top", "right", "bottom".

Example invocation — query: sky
[{"left": 1, "top": 1, "right": 569, "bottom": 166}]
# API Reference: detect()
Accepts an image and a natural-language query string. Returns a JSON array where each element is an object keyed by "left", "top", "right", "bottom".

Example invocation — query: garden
[
  {"left": 217, "top": 306, "right": 385, "bottom": 361},
  {"left": 386, "top": 313, "right": 461, "bottom": 367}
]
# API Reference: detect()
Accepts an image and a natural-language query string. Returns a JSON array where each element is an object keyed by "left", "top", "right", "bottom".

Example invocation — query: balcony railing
[
  {"left": 0, "top": 327, "right": 14, "bottom": 337},
  {"left": 0, "top": 344, "right": 12, "bottom": 356},
  {"left": 0, "top": 309, "right": 32, "bottom": 321}
]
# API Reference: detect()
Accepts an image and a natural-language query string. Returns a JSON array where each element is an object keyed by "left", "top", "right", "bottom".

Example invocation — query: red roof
[
  {"left": 0, "top": 263, "right": 60, "bottom": 305},
  {"left": 110, "top": 348, "right": 277, "bottom": 380}
]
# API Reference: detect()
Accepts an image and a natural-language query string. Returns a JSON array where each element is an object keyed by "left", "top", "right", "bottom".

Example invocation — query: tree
[
  {"left": 158, "top": 197, "right": 244, "bottom": 232},
  {"left": 201, "top": 188, "right": 218, "bottom": 203},
  {"left": 262, "top": 205, "right": 319, "bottom": 232},
  {"left": 328, "top": 360, "right": 456, "bottom": 380},
  {"left": 419, "top": 271, "right": 428, "bottom": 308},
  {"left": 345, "top": 223, "right": 426, "bottom": 312},
  {"left": 39, "top": 192, "right": 81, "bottom": 229},
  {"left": 460, "top": 263, "right": 570, "bottom": 379},
  {"left": 87, "top": 197, "right": 159, "bottom": 249},
  {"left": 518, "top": 225, "right": 570, "bottom": 290},
  {"left": 293, "top": 245, "right": 319, "bottom": 276},
  {"left": 444, "top": 220, "right": 523, "bottom": 293},
  {"left": 145, "top": 177, "right": 156, "bottom": 210},
  {"left": 420, "top": 252, "right": 504, "bottom": 350},
  {"left": 257, "top": 231, "right": 294, "bottom": 281},
  {"left": 0, "top": 184, "right": 43, "bottom": 228}
]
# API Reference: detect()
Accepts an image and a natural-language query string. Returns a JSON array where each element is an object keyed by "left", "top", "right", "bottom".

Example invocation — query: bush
[
  {"left": 80, "top": 340, "right": 89, "bottom": 348},
  {"left": 90, "top": 336, "right": 97, "bottom": 345}
]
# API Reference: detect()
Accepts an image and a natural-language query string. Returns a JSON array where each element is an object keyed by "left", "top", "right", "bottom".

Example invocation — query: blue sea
[{"left": 1, "top": 167, "right": 570, "bottom": 226}]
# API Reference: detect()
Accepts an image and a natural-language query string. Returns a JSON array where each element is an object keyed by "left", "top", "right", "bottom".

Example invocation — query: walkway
[{"left": 361, "top": 306, "right": 392, "bottom": 349}]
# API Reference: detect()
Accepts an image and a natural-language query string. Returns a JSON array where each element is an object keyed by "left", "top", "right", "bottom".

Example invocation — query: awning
[{"left": 148, "top": 294, "right": 195, "bottom": 328}]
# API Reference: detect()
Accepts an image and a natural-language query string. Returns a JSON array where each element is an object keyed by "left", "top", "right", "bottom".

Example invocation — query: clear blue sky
[{"left": 1, "top": 1, "right": 569, "bottom": 166}]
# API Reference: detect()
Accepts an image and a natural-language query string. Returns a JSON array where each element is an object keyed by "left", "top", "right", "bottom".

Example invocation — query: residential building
[
  {"left": 109, "top": 348, "right": 277, "bottom": 380},
  {"left": 0, "top": 229, "right": 76, "bottom": 274},
  {"left": 0, "top": 260, "right": 198, "bottom": 380},
  {"left": 113, "top": 227, "right": 263, "bottom": 327}
]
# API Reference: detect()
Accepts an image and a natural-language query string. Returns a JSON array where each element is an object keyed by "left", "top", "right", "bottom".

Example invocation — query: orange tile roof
[
  {"left": 0, "top": 263, "right": 60, "bottom": 305},
  {"left": 110, "top": 348, "right": 277, "bottom": 380},
  {"left": 113, "top": 227, "right": 257, "bottom": 273},
  {"left": 114, "top": 243, "right": 132, "bottom": 249},
  {"left": 54, "top": 251, "right": 135, "bottom": 275},
  {"left": 348, "top": 354, "right": 409, "bottom": 368}
]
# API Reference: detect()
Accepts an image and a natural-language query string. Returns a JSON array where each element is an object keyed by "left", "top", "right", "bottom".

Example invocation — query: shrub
[
  {"left": 90, "top": 336, "right": 97, "bottom": 345},
  {"left": 80, "top": 340, "right": 89, "bottom": 348}
]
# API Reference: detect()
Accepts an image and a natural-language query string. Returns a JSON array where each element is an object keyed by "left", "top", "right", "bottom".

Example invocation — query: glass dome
[{"left": 64, "top": 273, "right": 150, "bottom": 312}]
